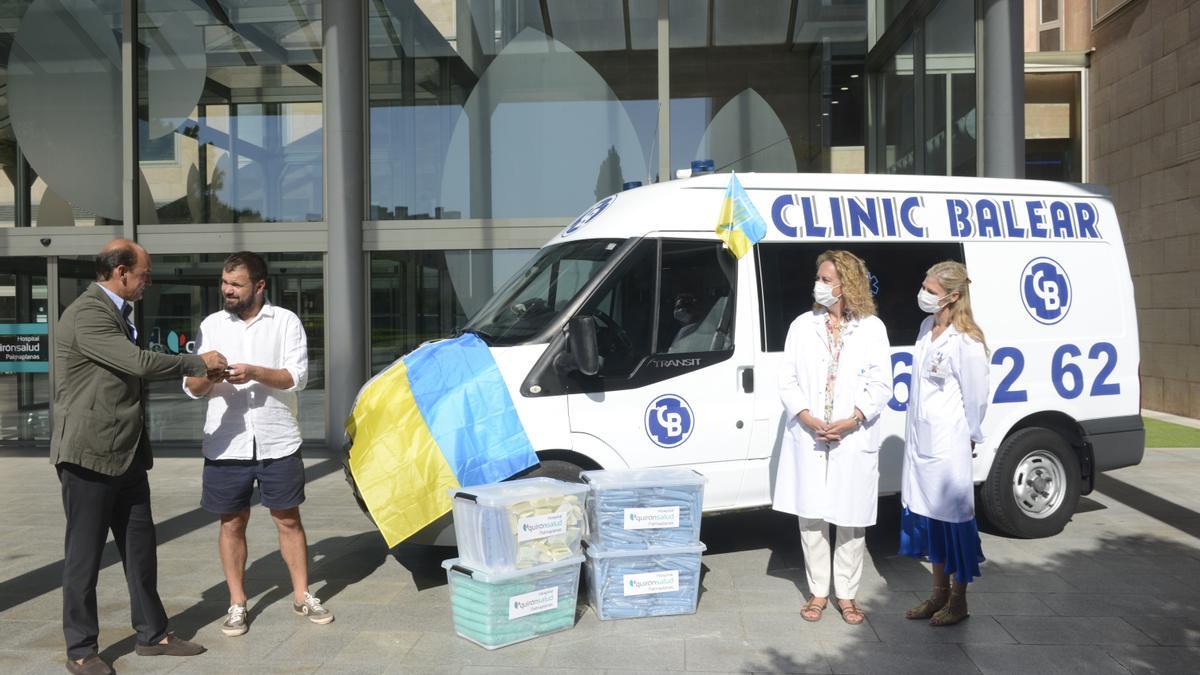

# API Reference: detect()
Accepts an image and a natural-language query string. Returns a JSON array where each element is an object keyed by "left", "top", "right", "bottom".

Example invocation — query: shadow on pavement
[
  {"left": 389, "top": 542, "right": 455, "bottom": 592},
  {"left": 1096, "top": 473, "right": 1200, "bottom": 540},
  {"left": 730, "top": 530, "right": 1200, "bottom": 674},
  {"left": 743, "top": 647, "right": 819, "bottom": 673},
  {"left": 697, "top": 496, "right": 932, "bottom": 596},
  {"left": 99, "top": 530, "right": 389, "bottom": 663},
  {"left": 0, "top": 458, "right": 342, "bottom": 613}
]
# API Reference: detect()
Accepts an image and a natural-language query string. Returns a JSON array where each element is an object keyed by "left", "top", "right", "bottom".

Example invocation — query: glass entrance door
[{"left": 0, "top": 257, "right": 49, "bottom": 442}]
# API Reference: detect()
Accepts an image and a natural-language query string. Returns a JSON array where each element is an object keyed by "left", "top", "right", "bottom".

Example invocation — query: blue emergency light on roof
[
  {"left": 691, "top": 159, "right": 715, "bottom": 175},
  {"left": 622, "top": 181, "right": 642, "bottom": 191}
]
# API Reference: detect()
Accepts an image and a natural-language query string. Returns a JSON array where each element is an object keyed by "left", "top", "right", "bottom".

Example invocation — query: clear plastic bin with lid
[
  {"left": 583, "top": 541, "right": 706, "bottom": 620},
  {"left": 450, "top": 477, "right": 587, "bottom": 572},
  {"left": 580, "top": 467, "right": 706, "bottom": 550},
  {"left": 442, "top": 555, "right": 583, "bottom": 649}
]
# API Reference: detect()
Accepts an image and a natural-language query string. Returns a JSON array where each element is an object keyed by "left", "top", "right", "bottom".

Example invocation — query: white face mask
[
  {"left": 673, "top": 308, "right": 694, "bottom": 324},
  {"left": 917, "top": 288, "right": 948, "bottom": 314},
  {"left": 813, "top": 281, "right": 840, "bottom": 308}
]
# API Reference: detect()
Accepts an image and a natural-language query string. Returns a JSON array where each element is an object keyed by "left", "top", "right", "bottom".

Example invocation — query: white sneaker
[
  {"left": 221, "top": 603, "right": 248, "bottom": 636},
  {"left": 293, "top": 592, "right": 333, "bottom": 625}
]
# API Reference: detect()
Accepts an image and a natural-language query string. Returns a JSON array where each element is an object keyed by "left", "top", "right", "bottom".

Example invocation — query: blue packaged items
[
  {"left": 580, "top": 468, "right": 706, "bottom": 550},
  {"left": 583, "top": 541, "right": 706, "bottom": 620},
  {"left": 442, "top": 555, "right": 583, "bottom": 649},
  {"left": 450, "top": 477, "right": 588, "bottom": 572}
]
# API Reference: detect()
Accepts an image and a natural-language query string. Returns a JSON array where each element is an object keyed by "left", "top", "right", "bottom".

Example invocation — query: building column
[
  {"left": 323, "top": 0, "right": 366, "bottom": 450},
  {"left": 981, "top": 0, "right": 1024, "bottom": 178},
  {"left": 122, "top": 0, "right": 139, "bottom": 238}
]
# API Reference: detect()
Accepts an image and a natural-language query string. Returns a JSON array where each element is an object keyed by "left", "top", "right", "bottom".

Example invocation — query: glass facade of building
[
  {"left": 138, "top": 0, "right": 324, "bottom": 224},
  {"left": 0, "top": 0, "right": 997, "bottom": 446},
  {"left": 870, "top": 0, "right": 977, "bottom": 176}
]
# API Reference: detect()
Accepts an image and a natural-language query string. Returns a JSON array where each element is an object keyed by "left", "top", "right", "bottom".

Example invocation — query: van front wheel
[
  {"left": 528, "top": 458, "right": 588, "bottom": 483},
  {"left": 980, "top": 427, "right": 1080, "bottom": 538}
]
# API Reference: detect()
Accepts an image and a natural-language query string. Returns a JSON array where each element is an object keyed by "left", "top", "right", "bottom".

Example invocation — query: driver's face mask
[{"left": 674, "top": 308, "right": 695, "bottom": 324}]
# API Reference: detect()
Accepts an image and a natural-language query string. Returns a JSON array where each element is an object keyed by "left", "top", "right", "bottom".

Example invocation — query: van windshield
[{"left": 464, "top": 239, "right": 625, "bottom": 345}]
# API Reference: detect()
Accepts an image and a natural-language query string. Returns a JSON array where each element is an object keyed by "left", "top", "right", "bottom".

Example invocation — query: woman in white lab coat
[
  {"left": 773, "top": 250, "right": 892, "bottom": 625},
  {"left": 900, "top": 260, "right": 990, "bottom": 627}
]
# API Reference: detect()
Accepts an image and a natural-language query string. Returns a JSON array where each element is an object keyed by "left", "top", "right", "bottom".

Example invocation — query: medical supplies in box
[
  {"left": 583, "top": 541, "right": 706, "bottom": 620},
  {"left": 450, "top": 477, "right": 587, "bottom": 572},
  {"left": 442, "top": 555, "right": 583, "bottom": 650},
  {"left": 580, "top": 468, "right": 706, "bottom": 550}
]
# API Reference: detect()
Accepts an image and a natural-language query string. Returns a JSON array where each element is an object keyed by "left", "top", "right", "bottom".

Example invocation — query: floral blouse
[{"left": 823, "top": 313, "right": 845, "bottom": 424}]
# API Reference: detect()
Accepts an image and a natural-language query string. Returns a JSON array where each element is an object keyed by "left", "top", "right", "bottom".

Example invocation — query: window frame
[{"left": 1038, "top": 0, "right": 1064, "bottom": 52}]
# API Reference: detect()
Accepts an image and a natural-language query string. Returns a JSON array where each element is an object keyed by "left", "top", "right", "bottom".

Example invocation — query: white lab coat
[
  {"left": 772, "top": 310, "right": 893, "bottom": 527},
  {"left": 901, "top": 317, "right": 990, "bottom": 523}
]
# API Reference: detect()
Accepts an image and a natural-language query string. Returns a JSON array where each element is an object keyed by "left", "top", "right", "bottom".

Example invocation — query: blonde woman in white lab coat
[
  {"left": 900, "top": 260, "right": 989, "bottom": 627},
  {"left": 773, "top": 250, "right": 892, "bottom": 625}
]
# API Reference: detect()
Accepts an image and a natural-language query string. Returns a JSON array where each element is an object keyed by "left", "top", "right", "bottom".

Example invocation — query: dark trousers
[{"left": 58, "top": 463, "right": 168, "bottom": 660}]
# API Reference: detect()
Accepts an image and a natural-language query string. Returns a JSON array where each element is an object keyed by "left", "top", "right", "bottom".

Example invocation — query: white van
[{"left": 384, "top": 172, "right": 1145, "bottom": 540}]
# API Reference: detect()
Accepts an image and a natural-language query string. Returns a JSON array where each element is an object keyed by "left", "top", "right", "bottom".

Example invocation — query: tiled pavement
[{"left": 2, "top": 445, "right": 1199, "bottom": 674}]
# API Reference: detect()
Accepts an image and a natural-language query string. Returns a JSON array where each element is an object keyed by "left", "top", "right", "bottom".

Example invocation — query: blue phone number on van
[{"left": 886, "top": 342, "right": 1120, "bottom": 412}]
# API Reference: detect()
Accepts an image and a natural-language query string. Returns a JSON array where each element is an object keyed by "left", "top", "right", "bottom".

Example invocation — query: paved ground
[{"left": 2, "top": 445, "right": 1200, "bottom": 674}]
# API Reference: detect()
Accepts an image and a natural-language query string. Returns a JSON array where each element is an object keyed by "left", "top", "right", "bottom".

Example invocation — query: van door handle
[{"left": 739, "top": 367, "right": 754, "bottom": 393}]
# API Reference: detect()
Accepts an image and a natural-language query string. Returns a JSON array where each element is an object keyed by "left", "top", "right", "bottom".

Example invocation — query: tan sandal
[
  {"left": 929, "top": 592, "right": 969, "bottom": 627},
  {"left": 800, "top": 596, "right": 827, "bottom": 622},
  {"left": 906, "top": 587, "right": 949, "bottom": 620},
  {"left": 835, "top": 599, "right": 866, "bottom": 625}
]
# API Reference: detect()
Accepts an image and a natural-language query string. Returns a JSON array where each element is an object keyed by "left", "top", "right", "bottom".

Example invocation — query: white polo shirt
[{"left": 184, "top": 302, "right": 308, "bottom": 461}]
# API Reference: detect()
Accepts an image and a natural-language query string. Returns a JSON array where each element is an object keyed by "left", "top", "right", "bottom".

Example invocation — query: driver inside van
[{"left": 668, "top": 292, "right": 710, "bottom": 353}]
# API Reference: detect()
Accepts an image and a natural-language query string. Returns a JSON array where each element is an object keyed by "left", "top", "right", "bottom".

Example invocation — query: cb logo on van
[
  {"left": 562, "top": 195, "right": 616, "bottom": 237},
  {"left": 1020, "top": 257, "right": 1072, "bottom": 325},
  {"left": 645, "top": 394, "right": 694, "bottom": 448}
]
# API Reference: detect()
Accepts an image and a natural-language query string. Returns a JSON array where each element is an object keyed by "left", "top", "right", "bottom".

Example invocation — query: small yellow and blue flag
[
  {"left": 715, "top": 172, "right": 767, "bottom": 260},
  {"left": 345, "top": 333, "right": 539, "bottom": 547}
]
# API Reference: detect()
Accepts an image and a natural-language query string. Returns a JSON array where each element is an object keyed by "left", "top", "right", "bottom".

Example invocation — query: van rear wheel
[{"left": 980, "top": 427, "right": 1080, "bottom": 538}]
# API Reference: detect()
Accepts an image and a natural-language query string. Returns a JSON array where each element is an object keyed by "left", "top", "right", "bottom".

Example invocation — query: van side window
[
  {"left": 579, "top": 239, "right": 657, "bottom": 378},
  {"left": 757, "top": 242, "right": 965, "bottom": 350},
  {"left": 657, "top": 240, "right": 736, "bottom": 354}
]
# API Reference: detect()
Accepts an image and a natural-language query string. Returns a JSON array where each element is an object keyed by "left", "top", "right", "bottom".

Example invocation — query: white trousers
[{"left": 797, "top": 517, "right": 865, "bottom": 599}]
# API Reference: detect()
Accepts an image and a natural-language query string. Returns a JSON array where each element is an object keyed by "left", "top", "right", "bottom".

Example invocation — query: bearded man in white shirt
[{"left": 183, "top": 251, "right": 333, "bottom": 637}]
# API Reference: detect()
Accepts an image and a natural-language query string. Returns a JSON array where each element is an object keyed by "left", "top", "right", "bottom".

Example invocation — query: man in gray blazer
[{"left": 51, "top": 239, "right": 227, "bottom": 675}]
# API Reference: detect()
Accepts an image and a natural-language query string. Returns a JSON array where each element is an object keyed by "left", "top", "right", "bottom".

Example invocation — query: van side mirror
[{"left": 562, "top": 315, "right": 599, "bottom": 376}]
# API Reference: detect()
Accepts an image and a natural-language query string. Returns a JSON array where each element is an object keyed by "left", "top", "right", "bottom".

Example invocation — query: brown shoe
[
  {"left": 906, "top": 586, "right": 950, "bottom": 620},
  {"left": 929, "top": 593, "right": 969, "bottom": 627},
  {"left": 800, "top": 595, "right": 827, "bottom": 622},
  {"left": 65, "top": 654, "right": 113, "bottom": 675},
  {"left": 134, "top": 633, "right": 206, "bottom": 656},
  {"left": 834, "top": 599, "right": 866, "bottom": 625}
]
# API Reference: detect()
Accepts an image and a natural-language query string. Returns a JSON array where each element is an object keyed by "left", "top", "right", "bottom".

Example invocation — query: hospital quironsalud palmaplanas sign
[{"left": 0, "top": 323, "right": 48, "bottom": 373}]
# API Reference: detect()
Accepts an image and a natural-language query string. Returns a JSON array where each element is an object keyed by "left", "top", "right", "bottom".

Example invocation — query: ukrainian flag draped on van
[{"left": 345, "top": 333, "right": 539, "bottom": 547}]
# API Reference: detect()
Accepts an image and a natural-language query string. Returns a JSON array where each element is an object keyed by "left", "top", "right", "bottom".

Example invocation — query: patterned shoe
[
  {"left": 221, "top": 603, "right": 248, "bottom": 636},
  {"left": 293, "top": 592, "right": 334, "bottom": 625}
]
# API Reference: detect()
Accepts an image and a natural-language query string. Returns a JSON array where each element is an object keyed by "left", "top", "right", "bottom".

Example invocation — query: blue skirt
[{"left": 898, "top": 507, "right": 985, "bottom": 584}]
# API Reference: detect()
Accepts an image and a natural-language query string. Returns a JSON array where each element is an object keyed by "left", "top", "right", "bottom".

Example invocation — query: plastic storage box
[
  {"left": 450, "top": 477, "right": 588, "bottom": 572},
  {"left": 442, "top": 555, "right": 583, "bottom": 649},
  {"left": 580, "top": 468, "right": 706, "bottom": 550},
  {"left": 583, "top": 541, "right": 707, "bottom": 620}
]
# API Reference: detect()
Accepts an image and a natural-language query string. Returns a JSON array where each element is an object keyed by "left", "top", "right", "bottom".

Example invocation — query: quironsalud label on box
[
  {"left": 623, "top": 570, "right": 680, "bottom": 596},
  {"left": 517, "top": 511, "right": 568, "bottom": 542},
  {"left": 623, "top": 506, "right": 681, "bottom": 530},
  {"left": 508, "top": 587, "right": 559, "bottom": 619}
]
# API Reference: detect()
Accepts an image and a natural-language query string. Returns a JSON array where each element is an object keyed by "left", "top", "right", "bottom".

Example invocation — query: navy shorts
[{"left": 201, "top": 453, "right": 306, "bottom": 514}]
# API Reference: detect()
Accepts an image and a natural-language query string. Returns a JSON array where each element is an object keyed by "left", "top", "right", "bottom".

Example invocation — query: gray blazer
[{"left": 50, "top": 283, "right": 207, "bottom": 476}]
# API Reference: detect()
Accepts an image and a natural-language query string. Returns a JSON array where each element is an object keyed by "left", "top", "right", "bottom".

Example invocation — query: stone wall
[{"left": 1088, "top": 0, "right": 1200, "bottom": 417}]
